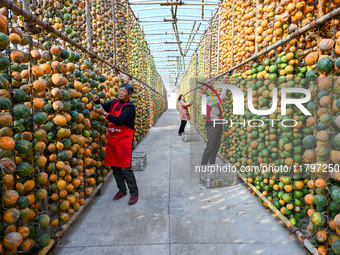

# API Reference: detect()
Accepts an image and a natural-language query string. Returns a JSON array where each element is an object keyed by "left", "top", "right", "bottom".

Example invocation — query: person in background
[
  {"left": 201, "top": 75, "right": 230, "bottom": 165},
  {"left": 93, "top": 83, "right": 139, "bottom": 205},
  {"left": 178, "top": 94, "right": 192, "bottom": 136}
]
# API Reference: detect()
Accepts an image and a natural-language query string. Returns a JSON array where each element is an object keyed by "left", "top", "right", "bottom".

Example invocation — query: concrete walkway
[{"left": 53, "top": 109, "right": 307, "bottom": 255}]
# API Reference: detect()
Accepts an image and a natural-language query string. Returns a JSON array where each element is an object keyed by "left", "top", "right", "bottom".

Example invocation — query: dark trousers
[
  {"left": 178, "top": 120, "right": 187, "bottom": 134},
  {"left": 201, "top": 124, "right": 223, "bottom": 165},
  {"left": 112, "top": 167, "right": 138, "bottom": 196}
]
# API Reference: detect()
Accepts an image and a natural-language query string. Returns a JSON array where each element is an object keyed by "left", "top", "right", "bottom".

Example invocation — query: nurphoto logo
[{"left": 201, "top": 84, "right": 312, "bottom": 116}]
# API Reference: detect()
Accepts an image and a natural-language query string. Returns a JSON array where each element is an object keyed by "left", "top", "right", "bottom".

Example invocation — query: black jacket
[{"left": 98, "top": 99, "right": 135, "bottom": 130}]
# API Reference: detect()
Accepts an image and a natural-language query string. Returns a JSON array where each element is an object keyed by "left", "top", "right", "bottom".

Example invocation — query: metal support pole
[
  {"left": 85, "top": 0, "right": 92, "bottom": 51},
  {"left": 129, "top": 1, "right": 218, "bottom": 5},
  {"left": 112, "top": 0, "right": 117, "bottom": 66},
  {"left": 203, "top": 36, "right": 206, "bottom": 78},
  {"left": 199, "top": 48, "right": 202, "bottom": 78},
  {"left": 183, "top": 21, "right": 196, "bottom": 55},
  {"left": 194, "top": 53, "right": 197, "bottom": 126},
  {"left": 184, "top": 23, "right": 201, "bottom": 56},
  {"left": 217, "top": 6, "right": 221, "bottom": 75},
  {"left": 174, "top": 0, "right": 178, "bottom": 17},
  {"left": 145, "top": 32, "right": 205, "bottom": 35},
  {"left": 147, "top": 41, "right": 200, "bottom": 44},
  {"left": 209, "top": 27, "right": 212, "bottom": 79},
  {"left": 22, "top": 0, "right": 33, "bottom": 65},
  {"left": 231, "top": 0, "right": 235, "bottom": 67},
  {"left": 128, "top": 3, "right": 139, "bottom": 21},
  {"left": 23, "top": 0, "right": 30, "bottom": 35},
  {"left": 255, "top": 0, "right": 259, "bottom": 54},
  {"left": 127, "top": 8, "right": 130, "bottom": 73},
  {"left": 149, "top": 54, "right": 151, "bottom": 85},
  {"left": 24, "top": 0, "right": 51, "bottom": 235},
  {"left": 182, "top": 55, "right": 185, "bottom": 71}
]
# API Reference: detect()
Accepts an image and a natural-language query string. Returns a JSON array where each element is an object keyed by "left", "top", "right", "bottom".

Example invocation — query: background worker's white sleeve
[{"left": 219, "top": 87, "right": 228, "bottom": 101}]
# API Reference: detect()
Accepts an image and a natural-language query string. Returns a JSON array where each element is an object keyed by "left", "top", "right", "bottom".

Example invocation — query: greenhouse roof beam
[
  {"left": 146, "top": 37, "right": 181, "bottom": 41},
  {"left": 174, "top": 2, "right": 178, "bottom": 18},
  {"left": 156, "top": 68, "right": 178, "bottom": 69},
  {"left": 155, "top": 64, "right": 178, "bottom": 66},
  {"left": 155, "top": 62, "right": 179, "bottom": 64},
  {"left": 147, "top": 41, "right": 200, "bottom": 44},
  {"left": 149, "top": 45, "right": 181, "bottom": 48},
  {"left": 129, "top": 2, "right": 218, "bottom": 6},
  {"left": 144, "top": 32, "right": 204, "bottom": 35},
  {"left": 202, "top": 0, "right": 204, "bottom": 19},
  {"left": 138, "top": 19, "right": 210, "bottom": 22},
  {"left": 166, "top": 55, "right": 192, "bottom": 57},
  {"left": 133, "top": 7, "right": 218, "bottom": 11},
  {"left": 151, "top": 49, "right": 179, "bottom": 52},
  {"left": 182, "top": 20, "right": 196, "bottom": 55},
  {"left": 154, "top": 58, "right": 190, "bottom": 61},
  {"left": 170, "top": 4, "right": 184, "bottom": 56},
  {"left": 129, "top": 0, "right": 219, "bottom": 89},
  {"left": 150, "top": 48, "right": 195, "bottom": 51},
  {"left": 138, "top": 15, "right": 210, "bottom": 19},
  {"left": 154, "top": 60, "right": 183, "bottom": 62},
  {"left": 143, "top": 27, "right": 197, "bottom": 31},
  {"left": 170, "top": 0, "right": 186, "bottom": 58},
  {"left": 184, "top": 22, "right": 201, "bottom": 56}
]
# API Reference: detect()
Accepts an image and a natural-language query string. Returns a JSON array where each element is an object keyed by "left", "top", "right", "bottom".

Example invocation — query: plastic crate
[
  {"left": 199, "top": 165, "right": 237, "bottom": 188},
  {"left": 131, "top": 152, "right": 147, "bottom": 171},
  {"left": 182, "top": 133, "right": 202, "bottom": 142}
]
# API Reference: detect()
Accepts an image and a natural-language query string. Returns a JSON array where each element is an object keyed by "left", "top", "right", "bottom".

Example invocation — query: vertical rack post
[
  {"left": 149, "top": 88, "right": 152, "bottom": 127},
  {"left": 199, "top": 44, "right": 202, "bottom": 78},
  {"left": 127, "top": 7, "right": 130, "bottom": 73},
  {"left": 231, "top": 0, "right": 235, "bottom": 67},
  {"left": 23, "top": 0, "right": 31, "bottom": 35},
  {"left": 85, "top": 0, "right": 92, "bottom": 51},
  {"left": 112, "top": 0, "right": 117, "bottom": 66},
  {"left": 149, "top": 52, "right": 151, "bottom": 86},
  {"left": 217, "top": 5, "right": 221, "bottom": 75},
  {"left": 255, "top": 0, "right": 259, "bottom": 54},
  {"left": 203, "top": 36, "right": 206, "bottom": 78},
  {"left": 23, "top": 0, "right": 33, "bottom": 65},
  {"left": 194, "top": 53, "right": 197, "bottom": 126},
  {"left": 209, "top": 27, "right": 213, "bottom": 79},
  {"left": 24, "top": 0, "right": 52, "bottom": 234}
]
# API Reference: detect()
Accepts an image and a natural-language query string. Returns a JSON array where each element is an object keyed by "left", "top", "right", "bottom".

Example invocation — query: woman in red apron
[
  {"left": 93, "top": 83, "right": 139, "bottom": 205},
  {"left": 178, "top": 94, "right": 192, "bottom": 136}
]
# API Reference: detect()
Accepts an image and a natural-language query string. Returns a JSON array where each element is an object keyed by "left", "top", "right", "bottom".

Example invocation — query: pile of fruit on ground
[
  {"left": 0, "top": 1, "right": 166, "bottom": 253},
  {"left": 179, "top": 0, "right": 340, "bottom": 253}
]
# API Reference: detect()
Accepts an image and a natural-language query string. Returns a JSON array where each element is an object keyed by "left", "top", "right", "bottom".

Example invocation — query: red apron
[
  {"left": 104, "top": 100, "right": 135, "bottom": 167},
  {"left": 182, "top": 106, "right": 190, "bottom": 121}
]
